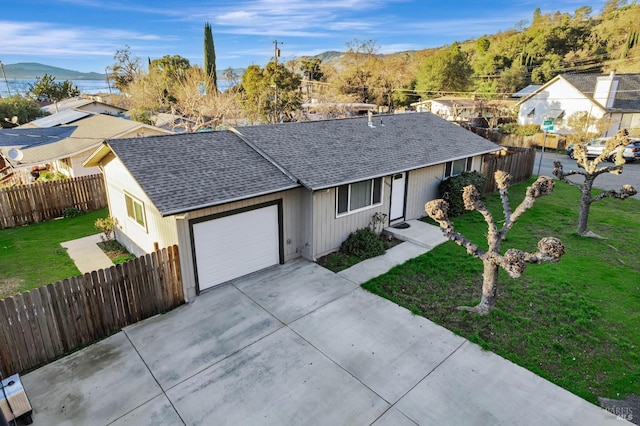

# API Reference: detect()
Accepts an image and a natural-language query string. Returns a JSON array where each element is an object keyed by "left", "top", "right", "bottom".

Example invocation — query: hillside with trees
[
  {"left": 97, "top": 2, "right": 640, "bottom": 127},
  {"left": 296, "top": 2, "right": 640, "bottom": 105},
  {"left": 3, "top": 63, "right": 104, "bottom": 80}
]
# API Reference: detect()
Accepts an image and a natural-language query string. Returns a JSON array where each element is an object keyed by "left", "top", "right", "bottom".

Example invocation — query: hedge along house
[{"left": 85, "top": 113, "right": 502, "bottom": 300}]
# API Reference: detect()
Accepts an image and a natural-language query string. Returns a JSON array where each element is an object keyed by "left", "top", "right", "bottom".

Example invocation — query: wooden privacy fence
[
  {"left": 0, "top": 174, "right": 107, "bottom": 229},
  {"left": 482, "top": 147, "right": 536, "bottom": 194},
  {"left": 0, "top": 245, "right": 184, "bottom": 377}
]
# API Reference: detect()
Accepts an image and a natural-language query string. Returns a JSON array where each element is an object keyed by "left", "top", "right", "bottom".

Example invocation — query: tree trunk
[
  {"left": 458, "top": 258, "right": 498, "bottom": 314},
  {"left": 577, "top": 177, "right": 594, "bottom": 235}
]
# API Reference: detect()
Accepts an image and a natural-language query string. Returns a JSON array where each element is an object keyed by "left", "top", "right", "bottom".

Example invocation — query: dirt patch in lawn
[{"left": 0, "top": 278, "right": 25, "bottom": 299}]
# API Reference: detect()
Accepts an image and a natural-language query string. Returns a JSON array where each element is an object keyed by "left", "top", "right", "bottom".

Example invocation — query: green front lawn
[
  {"left": 0, "top": 208, "right": 108, "bottom": 298},
  {"left": 363, "top": 180, "right": 639, "bottom": 404}
]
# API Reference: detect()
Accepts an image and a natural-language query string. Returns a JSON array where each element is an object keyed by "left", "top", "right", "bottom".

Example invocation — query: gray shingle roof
[
  {"left": 236, "top": 113, "right": 501, "bottom": 190},
  {"left": 563, "top": 73, "right": 640, "bottom": 111},
  {"left": 107, "top": 131, "right": 300, "bottom": 216}
]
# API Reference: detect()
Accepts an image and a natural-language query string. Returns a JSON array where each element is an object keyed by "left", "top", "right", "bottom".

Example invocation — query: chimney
[
  {"left": 368, "top": 110, "right": 375, "bottom": 128},
  {"left": 594, "top": 71, "right": 619, "bottom": 109}
]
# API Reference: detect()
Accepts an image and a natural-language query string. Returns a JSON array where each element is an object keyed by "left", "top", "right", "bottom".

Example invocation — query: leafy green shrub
[
  {"left": 340, "top": 228, "right": 388, "bottom": 259},
  {"left": 37, "top": 171, "right": 67, "bottom": 182},
  {"left": 498, "top": 123, "right": 540, "bottom": 136},
  {"left": 113, "top": 254, "right": 137, "bottom": 264},
  {"left": 63, "top": 207, "right": 84, "bottom": 218},
  {"left": 95, "top": 216, "right": 119, "bottom": 241},
  {"left": 439, "top": 171, "right": 488, "bottom": 217}
]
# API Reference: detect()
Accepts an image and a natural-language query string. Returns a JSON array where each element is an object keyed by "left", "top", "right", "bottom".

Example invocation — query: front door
[{"left": 390, "top": 172, "right": 406, "bottom": 221}]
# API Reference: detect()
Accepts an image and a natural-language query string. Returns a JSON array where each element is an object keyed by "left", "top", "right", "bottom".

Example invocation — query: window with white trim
[
  {"left": 445, "top": 158, "right": 473, "bottom": 178},
  {"left": 336, "top": 177, "right": 383, "bottom": 215},
  {"left": 125, "top": 193, "right": 146, "bottom": 228}
]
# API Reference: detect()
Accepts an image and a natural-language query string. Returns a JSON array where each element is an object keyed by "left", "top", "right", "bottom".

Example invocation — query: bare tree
[
  {"left": 425, "top": 171, "right": 565, "bottom": 314},
  {"left": 170, "top": 67, "right": 242, "bottom": 131},
  {"left": 553, "top": 129, "right": 638, "bottom": 237},
  {"left": 109, "top": 45, "right": 142, "bottom": 92}
]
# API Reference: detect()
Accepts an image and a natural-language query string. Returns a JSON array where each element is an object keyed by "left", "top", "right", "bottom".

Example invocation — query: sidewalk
[{"left": 60, "top": 233, "right": 113, "bottom": 273}]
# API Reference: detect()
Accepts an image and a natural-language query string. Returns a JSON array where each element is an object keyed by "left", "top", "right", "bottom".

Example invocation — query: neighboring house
[
  {"left": 411, "top": 97, "right": 516, "bottom": 127},
  {"left": 151, "top": 113, "right": 195, "bottom": 133},
  {"left": 411, "top": 97, "right": 477, "bottom": 122},
  {"left": 0, "top": 114, "right": 171, "bottom": 184},
  {"left": 85, "top": 112, "right": 501, "bottom": 300},
  {"left": 515, "top": 72, "right": 640, "bottom": 136},
  {"left": 42, "top": 97, "right": 127, "bottom": 116},
  {"left": 301, "top": 101, "right": 377, "bottom": 120}
]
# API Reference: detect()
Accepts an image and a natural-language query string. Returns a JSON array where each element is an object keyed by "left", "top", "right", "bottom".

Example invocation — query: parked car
[{"left": 566, "top": 137, "right": 640, "bottom": 162}]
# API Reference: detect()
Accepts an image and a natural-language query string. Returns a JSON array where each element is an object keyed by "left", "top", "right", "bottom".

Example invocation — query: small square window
[{"left": 125, "top": 193, "right": 146, "bottom": 228}]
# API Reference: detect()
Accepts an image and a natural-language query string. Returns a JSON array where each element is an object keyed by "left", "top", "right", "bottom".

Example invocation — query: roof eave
[
  {"left": 308, "top": 147, "right": 502, "bottom": 191},
  {"left": 160, "top": 183, "right": 302, "bottom": 217},
  {"left": 83, "top": 142, "right": 113, "bottom": 167},
  {"left": 514, "top": 75, "right": 565, "bottom": 106}
]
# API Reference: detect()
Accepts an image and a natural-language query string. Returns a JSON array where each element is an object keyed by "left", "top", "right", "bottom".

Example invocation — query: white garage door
[{"left": 193, "top": 204, "right": 280, "bottom": 291}]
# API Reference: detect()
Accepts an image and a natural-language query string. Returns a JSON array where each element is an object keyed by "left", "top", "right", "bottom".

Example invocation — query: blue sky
[{"left": 2, "top": 0, "right": 607, "bottom": 73}]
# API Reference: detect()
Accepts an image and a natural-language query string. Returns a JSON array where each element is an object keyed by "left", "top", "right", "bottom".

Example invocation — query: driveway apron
[{"left": 21, "top": 256, "right": 629, "bottom": 425}]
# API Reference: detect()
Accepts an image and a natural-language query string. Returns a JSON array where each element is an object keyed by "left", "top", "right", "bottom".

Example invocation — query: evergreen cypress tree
[{"left": 204, "top": 22, "right": 217, "bottom": 92}]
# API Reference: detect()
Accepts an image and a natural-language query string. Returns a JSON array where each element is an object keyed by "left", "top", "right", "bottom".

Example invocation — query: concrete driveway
[{"left": 22, "top": 258, "right": 628, "bottom": 425}]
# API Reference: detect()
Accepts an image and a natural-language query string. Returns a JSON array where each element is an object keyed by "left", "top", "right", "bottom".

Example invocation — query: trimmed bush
[
  {"left": 63, "top": 207, "right": 84, "bottom": 218},
  {"left": 439, "top": 171, "right": 488, "bottom": 217},
  {"left": 498, "top": 123, "right": 540, "bottom": 136},
  {"left": 340, "top": 228, "right": 388, "bottom": 259}
]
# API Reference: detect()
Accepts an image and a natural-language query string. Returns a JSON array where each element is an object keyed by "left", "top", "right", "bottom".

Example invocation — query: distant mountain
[{"left": 2, "top": 63, "right": 105, "bottom": 80}]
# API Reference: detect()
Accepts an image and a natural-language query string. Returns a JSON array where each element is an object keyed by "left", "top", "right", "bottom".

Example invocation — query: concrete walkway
[
  {"left": 22, "top": 225, "right": 630, "bottom": 425},
  {"left": 60, "top": 233, "right": 113, "bottom": 273}
]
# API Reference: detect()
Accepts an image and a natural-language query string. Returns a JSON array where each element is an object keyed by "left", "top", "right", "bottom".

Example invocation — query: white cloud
[{"left": 0, "top": 20, "right": 170, "bottom": 58}]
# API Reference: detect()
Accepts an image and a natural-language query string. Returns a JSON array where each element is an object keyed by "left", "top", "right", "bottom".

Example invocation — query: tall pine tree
[{"left": 204, "top": 22, "right": 217, "bottom": 92}]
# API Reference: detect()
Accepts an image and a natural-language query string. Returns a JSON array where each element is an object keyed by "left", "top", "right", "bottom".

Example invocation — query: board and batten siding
[
  {"left": 299, "top": 190, "right": 314, "bottom": 260},
  {"left": 176, "top": 188, "right": 304, "bottom": 300},
  {"left": 312, "top": 176, "right": 392, "bottom": 258},
  {"left": 311, "top": 157, "right": 486, "bottom": 259},
  {"left": 404, "top": 164, "right": 445, "bottom": 220},
  {"left": 102, "top": 155, "right": 178, "bottom": 256},
  {"left": 404, "top": 156, "right": 483, "bottom": 220}
]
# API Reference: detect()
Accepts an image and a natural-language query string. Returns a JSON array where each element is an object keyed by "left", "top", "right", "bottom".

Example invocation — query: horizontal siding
[
  {"left": 103, "top": 157, "right": 178, "bottom": 257},
  {"left": 177, "top": 188, "right": 303, "bottom": 300}
]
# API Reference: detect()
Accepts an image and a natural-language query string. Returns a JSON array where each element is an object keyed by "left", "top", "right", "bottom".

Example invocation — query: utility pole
[
  {"left": 0, "top": 61, "right": 11, "bottom": 97},
  {"left": 273, "top": 40, "right": 281, "bottom": 123}
]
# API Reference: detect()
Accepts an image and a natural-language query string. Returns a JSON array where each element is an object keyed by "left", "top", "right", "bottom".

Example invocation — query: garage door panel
[{"left": 193, "top": 205, "right": 279, "bottom": 291}]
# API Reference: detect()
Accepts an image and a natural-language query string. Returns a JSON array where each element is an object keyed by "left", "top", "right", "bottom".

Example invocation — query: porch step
[{"left": 383, "top": 219, "right": 448, "bottom": 249}]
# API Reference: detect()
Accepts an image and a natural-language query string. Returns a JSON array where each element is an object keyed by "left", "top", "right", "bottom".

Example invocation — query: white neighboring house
[
  {"left": 42, "top": 97, "right": 127, "bottom": 116},
  {"left": 411, "top": 97, "right": 477, "bottom": 122},
  {"left": 515, "top": 72, "right": 640, "bottom": 136}
]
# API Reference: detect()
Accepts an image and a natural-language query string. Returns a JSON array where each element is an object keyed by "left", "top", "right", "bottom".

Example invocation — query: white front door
[{"left": 390, "top": 173, "right": 406, "bottom": 221}]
